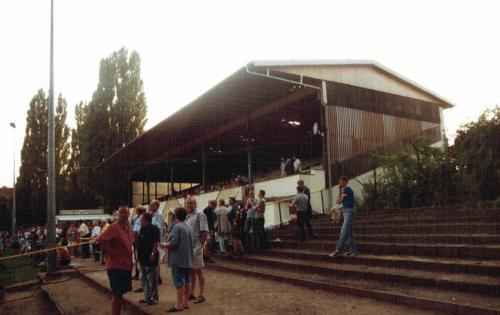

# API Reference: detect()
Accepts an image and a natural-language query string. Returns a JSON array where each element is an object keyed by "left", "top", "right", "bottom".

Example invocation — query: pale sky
[{"left": 0, "top": 0, "right": 499, "bottom": 187}]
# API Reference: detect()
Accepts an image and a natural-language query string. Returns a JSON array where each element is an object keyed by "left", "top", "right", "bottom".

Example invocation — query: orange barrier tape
[{"left": 0, "top": 240, "right": 95, "bottom": 261}]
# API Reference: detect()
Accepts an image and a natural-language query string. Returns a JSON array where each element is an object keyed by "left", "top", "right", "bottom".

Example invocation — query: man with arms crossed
[
  {"left": 97, "top": 206, "right": 133, "bottom": 315},
  {"left": 185, "top": 196, "right": 209, "bottom": 303}
]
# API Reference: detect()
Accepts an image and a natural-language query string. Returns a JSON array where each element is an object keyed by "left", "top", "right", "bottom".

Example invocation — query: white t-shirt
[
  {"left": 293, "top": 159, "right": 302, "bottom": 172},
  {"left": 79, "top": 223, "right": 89, "bottom": 236}
]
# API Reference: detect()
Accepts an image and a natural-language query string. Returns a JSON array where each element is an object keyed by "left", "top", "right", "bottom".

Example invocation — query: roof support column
[
  {"left": 321, "top": 81, "right": 333, "bottom": 209},
  {"left": 202, "top": 143, "right": 206, "bottom": 187},
  {"left": 246, "top": 120, "right": 252, "bottom": 184},
  {"left": 170, "top": 165, "right": 174, "bottom": 195}
]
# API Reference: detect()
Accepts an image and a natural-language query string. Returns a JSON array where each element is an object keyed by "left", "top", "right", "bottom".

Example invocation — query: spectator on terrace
[
  {"left": 97, "top": 206, "right": 133, "bottom": 315},
  {"left": 227, "top": 197, "right": 238, "bottom": 225},
  {"left": 297, "top": 180, "right": 313, "bottom": 219},
  {"left": 329, "top": 176, "right": 357, "bottom": 258},
  {"left": 91, "top": 220, "right": 102, "bottom": 262},
  {"left": 203, "top": 200, "right": 217, "bottom": 263},
  {"left": 137, "top": 212, "right": 160, "bottom": 305},
  {"left": 132, "top": 205, "right": 145, "bottom": 281},
  {"left": 285, "top": 158, "right": 294, "bottom": 176},
  {"left": 254, "top": 190, "right": 269, "bottom": 249},
  {"left": 292, "top": 185, "right": 314, "bottom": 241},
  {"left": 161, "top": 207, "right": 194, "bottom": 312},
  {"left": 215, "top": 199, "right": 231, "bottom": 254},
  {"left": 56, "top": 239, "right": 71, "bottom": 268},
  {"left": 79, "top": 220, "right": 91, "bottom": 258},
  {"left": 185, "top": 196, "right": 209, "bottom": 304},
  {"left": 149, "top": 200, "right": 163, "bottom": 298},
  {"left": 231, "top": 204, "right": 245, "bottom": 257},
  {"left": 244, "top": 190, "right": 256, "bottom": 252},
  {"left": 293, "top": 155, "right": 302, "bottom": 173},
  {"left": 280, "top": 157, "right": 287, "bottom": 177}
]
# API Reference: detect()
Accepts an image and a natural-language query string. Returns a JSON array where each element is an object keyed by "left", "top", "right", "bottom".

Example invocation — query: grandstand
[{"left": 98, "top": 60, "right": 452, "bottom": 224}]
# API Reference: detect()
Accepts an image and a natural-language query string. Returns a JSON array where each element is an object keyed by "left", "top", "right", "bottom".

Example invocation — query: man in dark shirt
[
  {"left": 297, "top": 180, "right": 313, "bottom": 219},
  {"left": 203, "top": 200, "right": 216, "bottom": 263},
  {"left": 136, "top": 212, "right": 160, "bottom": 305}
]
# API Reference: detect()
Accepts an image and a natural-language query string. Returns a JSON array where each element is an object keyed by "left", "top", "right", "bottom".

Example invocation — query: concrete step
[
  {"left": 268, "top": 233, "right": 500, "bottom": 244},
  {"left": 270, "top": 240, "right": 500, "bottom": 259},
  {"left": 256, "top": 248, "right": 500, "bottom": 277},
  {"left": 269, "top": 222, "right": 500, "bottom": 234},
  {"left": 209, "top": 260, "right": 500, "bottom": 315},
  {"left": 310, "top": 215, "right": 500, "bottom": 227},
  {"left": 346, "top": 207, "right": 500, "bottom": 218},
  {"left": 215, "top": 254, "right": 500, "bottom": 295}
]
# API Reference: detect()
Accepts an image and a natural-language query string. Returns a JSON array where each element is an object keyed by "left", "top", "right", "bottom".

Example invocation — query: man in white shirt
[
  {"left": 79, "top": 221, "right": 91, "bottom": 258},
  {"left": 293, "top": 155, "right": 302, "bottom": 173},
  {"left": 91, "top": 221, "right": 102, "bottom": 261}
]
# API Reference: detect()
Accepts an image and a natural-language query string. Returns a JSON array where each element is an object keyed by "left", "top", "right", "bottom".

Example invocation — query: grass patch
[{"left": 0, "top": 248, "right": 43, "bottom": 287}]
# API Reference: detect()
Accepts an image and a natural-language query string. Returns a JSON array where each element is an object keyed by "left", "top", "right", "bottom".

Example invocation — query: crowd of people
[{"left": 1, "top": 173, "right": 357, "bottom": 314}]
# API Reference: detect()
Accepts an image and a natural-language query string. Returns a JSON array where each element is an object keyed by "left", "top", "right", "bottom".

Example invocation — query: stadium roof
[
  {"left": 252, "top": 59, "right": 454, "bottom": 108},
  {"left": 98, "top": 60, "right": 452, "bottom": 180}
]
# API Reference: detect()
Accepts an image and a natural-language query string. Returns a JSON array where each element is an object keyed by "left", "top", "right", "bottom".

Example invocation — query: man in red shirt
[{"left": 97, "top": 206, "right": 133, "bottom": 315}]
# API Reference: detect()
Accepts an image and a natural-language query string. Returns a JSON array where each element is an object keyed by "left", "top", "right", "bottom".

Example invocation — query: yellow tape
[{"left": 0, "top": 240, "right": 95, "bottom": 261}]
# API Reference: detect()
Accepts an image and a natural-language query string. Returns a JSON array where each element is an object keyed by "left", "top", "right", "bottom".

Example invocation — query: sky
[{"left": 0, "top": 0, "right": 499, "bottom": 187}]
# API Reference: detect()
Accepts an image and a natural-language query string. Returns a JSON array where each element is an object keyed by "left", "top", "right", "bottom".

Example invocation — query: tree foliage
[
  {"left": 365, "top": 106, "right": 500, "bottom": 209},
  {"left": 76, "top": 48, "right": 147, "bottom": 209},
  {"left": 16, "top": 90, "right": 70, "bottom": 224}
]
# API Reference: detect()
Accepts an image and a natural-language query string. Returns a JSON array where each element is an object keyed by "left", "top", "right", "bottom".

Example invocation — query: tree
[
  {"left": 364, "top": 106, "right": 500, "bottom": 210},
  {"left": 78, "top": 48, "right": 147, "bottom": 210},
  {"left": 16, "top": 90, "right": 71, "bottom": 224}
]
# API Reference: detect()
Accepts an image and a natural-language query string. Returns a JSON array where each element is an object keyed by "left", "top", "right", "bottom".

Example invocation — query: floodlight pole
[
  {"left": 10, "top": 123, "right": 16, "bottom": 236},
  {"left": 46, "top": 0, "right": 57, "bottom": 274}
]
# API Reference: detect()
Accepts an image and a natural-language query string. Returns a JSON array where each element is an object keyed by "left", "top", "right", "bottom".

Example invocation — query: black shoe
[
  {"left": 189, "top": 294, "right": 197, "bottom": 301},
  {"left": 134, "top": 288, "right": 143, "bottom": 293},
  {"left": 148, "top": 300, "right": 157, "bottom": 306}
]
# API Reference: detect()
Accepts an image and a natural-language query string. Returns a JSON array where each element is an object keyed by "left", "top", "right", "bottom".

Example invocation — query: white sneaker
[{"left": 328, "top": 251, "right": 339, "bottom": 258}]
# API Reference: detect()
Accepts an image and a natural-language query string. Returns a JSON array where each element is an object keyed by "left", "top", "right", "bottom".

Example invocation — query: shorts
[
  {"left": 192, "top": 244, "right": 204, "bottom": 269},
  {"left": 107, "top": 269, "right": 132, "bottom": 296},
  {"left": 171, "top": 264, "right": 192, "bottom": 288}
]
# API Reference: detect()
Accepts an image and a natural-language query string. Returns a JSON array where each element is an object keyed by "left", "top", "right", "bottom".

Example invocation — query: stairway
[{"left": 211, "top": 207, "right": 500, "bottom": 315}]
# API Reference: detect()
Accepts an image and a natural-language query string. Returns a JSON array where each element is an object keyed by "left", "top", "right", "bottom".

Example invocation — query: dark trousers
[
  {"left": 297, "top": 211, "right": 313, "bottom": 240},
  {"left": 93, "top": 243, "right": 100, "bottom": 261},
  {"left": 254, "top": 217, "right": 269, "bottom": 249},
  {"left": 82, "top": 233, "right": 91, "bottom": 258}
]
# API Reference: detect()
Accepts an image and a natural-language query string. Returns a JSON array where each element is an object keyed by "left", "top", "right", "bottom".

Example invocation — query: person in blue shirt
[{"left": 329, "top": 176, "right": 357, "bottom": 258}]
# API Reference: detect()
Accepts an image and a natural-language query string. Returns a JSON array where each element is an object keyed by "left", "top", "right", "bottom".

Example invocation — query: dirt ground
[
  {"left": 0, "top": 287, "right": 59, "bottom": 315},
  {"left": 73, "top": 258, "right": 442, "bottom": 315}
]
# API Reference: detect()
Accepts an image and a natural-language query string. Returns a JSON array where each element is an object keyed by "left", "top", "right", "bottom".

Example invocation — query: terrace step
[
  {"left": 267, "top": 233, "right": 500, "bottom": 244},
  {"left": 215, "top": 254, "right": 500, "bottom": 295},
  {"left": 309, "top": 215, "right": 500, "bottom": 226},
  {"left": 209, "top": 260, "right": 500, "bottom": 315},
  {"left": 269, "top": 223, "right": 500, "bottom": 234},
  {"left": 257, "top": 248, "right": 500, "bottom": 276},
  {"left": 270, "top": 240, "right": 500, "bottom": 259}
]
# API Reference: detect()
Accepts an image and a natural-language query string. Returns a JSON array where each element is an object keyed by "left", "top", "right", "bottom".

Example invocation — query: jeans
[
  {"left": 141, "top": 264, "right": 157, "bottom": 302},
  {"left": 297, "top": 211, "right": 313, "bottom": 240},
  {"left": 253, "top": 217, "right": 269, "bottom": 248},
  {"left": 244, "top": 217, "right": 254, "bottom": 251},
  {"left": 336, "top": 207, "right": 356, "bottom": 253}
]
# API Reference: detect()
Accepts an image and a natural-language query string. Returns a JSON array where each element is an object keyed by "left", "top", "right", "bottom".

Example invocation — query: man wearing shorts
[
  {"left": 161, "top": 207, "right": 194, "bottom": 312},
  {"left": 97, "top": 206, "right": 133, "bottom": 315},
  {"left": 185, "top": 196, "right": 209, "bottom": 304}
]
